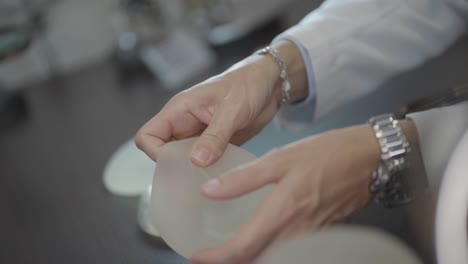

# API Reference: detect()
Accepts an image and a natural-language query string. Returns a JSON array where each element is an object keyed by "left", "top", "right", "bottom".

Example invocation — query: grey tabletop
[{"left": 0, "top": 61, "right": 191, "bottom": 263}]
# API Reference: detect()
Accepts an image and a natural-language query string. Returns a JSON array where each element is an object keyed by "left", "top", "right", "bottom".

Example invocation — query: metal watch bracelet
[{"left": 369, "top": 113, "right": 412, "bottom": 207}]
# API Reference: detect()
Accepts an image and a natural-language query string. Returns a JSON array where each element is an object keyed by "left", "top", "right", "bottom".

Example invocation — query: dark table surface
[
  {"left": 0, "top": 62, "right": 187, "bottom": 264},
  {"left": 0, "top": 23, "right": 281, "bottom": 264}
]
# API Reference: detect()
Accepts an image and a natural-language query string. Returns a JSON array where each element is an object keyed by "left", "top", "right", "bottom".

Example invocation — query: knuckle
[
  {"left": 165, "top": 93, "right": 182, "bottom": 106},
  {"left": 283, "top": 201, "right": 301, "bottom": 223},
  {"left": 202, "top": 131, "right": 229, "bottom": 148},
  {"left": 134, "top": 131, "right": 158, "bottom": 161},
  {"left": 253, "top": 155, "right": 283, "bottom": 183},
  {"left": 265, "top": 147, "right": 282, "bottom": 157},
  {"left": 263, "top": 147, "right": 286, "bottom": 166}
]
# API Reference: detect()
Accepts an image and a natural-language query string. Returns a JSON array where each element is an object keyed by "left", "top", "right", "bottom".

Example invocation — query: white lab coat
[{"left": 275, "top": 0, "right": 468, "bottom": 194}]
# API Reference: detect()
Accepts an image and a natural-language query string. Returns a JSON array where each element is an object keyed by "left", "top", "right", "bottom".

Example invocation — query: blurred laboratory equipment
[
  {"left": 114, "top": 0, "right": 216, "bottom": 90},
  {"left": 150, "top": 138, "right": 269, "bottom": 258},
  {"left": 0, "top": 0, "right": 57, "bottom": 78},
  {"left": 0, "top": 0, "right": 297, "bottom": 89},
  {"left": 113, "top": 0, "right": 292, "bottom": 90},
  {"left": 0, "top": 28, "right": 31, "bottom": 62},
  {"left": 0, "top": 0, "right": 118, "bottom": 88},
  {"left": 0, "top": 27, "right": 30, "bottom": 123},
  {"left": 138, "top": 30, "right": 216, "bottom": 89},
  {"left": 115, "top": 0, "right": 293, "bottom": 45},
  {"left": 187, "top": 0, "right": 292, "bottom": 45},
  {"left": 0, "top": 0, "right": 37, "bottom": 128}
]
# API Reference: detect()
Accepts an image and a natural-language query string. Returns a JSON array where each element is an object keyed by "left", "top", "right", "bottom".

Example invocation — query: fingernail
[
  {"left": 202, "top": 178, "right": 221, "bottom": 194},
  {"left": 192, "top": 146, "right": 211, "bottom": 164}
]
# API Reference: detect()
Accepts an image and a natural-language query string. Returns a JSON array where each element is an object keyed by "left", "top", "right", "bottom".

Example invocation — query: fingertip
[
  {"left": 200, "top": 170, "right": 242, "bottom": 200},
  {"left": 134, "top": 133, "right": 164, "bottom": 161},
  {"left": 191, "top": 141, "right": 226, "bottom": 167},
  {"left": 190, "top": 244, "right": 239, "bottom": 264},
  {"left": 204, "top": 163, "right": 277, "bottom": 200},
  {"left": 134, "top": 131, "right": 145, "bottom": 151},
  {"left": 190, "top": 248, "right": 217, "bottom": 264},
  {"left": 192, "top": 128, "right": 231, "bottom": 166},
  {"left": 191, "top": 144, "right": 214, "bottom": 167},
  {"left": 201, "top": 178, "right": 221, "bottom": 196}
]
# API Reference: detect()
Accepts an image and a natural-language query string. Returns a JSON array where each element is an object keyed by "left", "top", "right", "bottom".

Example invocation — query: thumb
[{"left": 191, "top": 112, "right": 237, "bottom": 167}]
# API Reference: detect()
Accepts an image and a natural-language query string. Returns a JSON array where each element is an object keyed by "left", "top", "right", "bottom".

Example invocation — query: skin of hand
[
  {"left": 190, "top": 120, "right": 418, "bottom": 264},
  {"left": 135, "top": 41, "right": 308, "bottom": 167}
]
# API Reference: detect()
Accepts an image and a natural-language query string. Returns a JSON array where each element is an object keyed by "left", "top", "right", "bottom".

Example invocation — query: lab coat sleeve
[
  {"left": 408, "top": 101, "right": 468, "bottom": 195},
  {"left": 273, "top": 0, "right": 468, "bottom": 127}
]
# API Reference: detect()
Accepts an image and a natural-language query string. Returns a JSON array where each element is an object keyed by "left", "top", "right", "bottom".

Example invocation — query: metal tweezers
[{"left": 399, "top": 83, "right": 468, "bottom": 117}]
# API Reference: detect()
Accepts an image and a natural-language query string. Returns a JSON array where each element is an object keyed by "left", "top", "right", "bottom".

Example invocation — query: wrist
[
  {"left": 336, "top": 124, "right": 382, "bottom": 203},
  {"left": 399, "top": 119, "right": 419, "bottom": 147},
  {"left": 272, "top": 41, "right": 308, "bottom": 103},
  {"left": 252, "top": 41, "right": 308, "bottom": 105},
  {"left": 367, "top": 116, "right": 417, "bottom": 207},
  {"left": 363, "top": 119, "right": 418, "bottom": 170},
  {"left": 341, "top": 119, "right": 419, "bottom": 205}
]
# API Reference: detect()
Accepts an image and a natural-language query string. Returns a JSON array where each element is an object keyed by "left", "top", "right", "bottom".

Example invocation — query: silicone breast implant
[
  {"left": 151, "top": 138, "right": 268, "bottom": 258},
  {"left": 260, "top": 227, "right": 422, "bottom": 264}
]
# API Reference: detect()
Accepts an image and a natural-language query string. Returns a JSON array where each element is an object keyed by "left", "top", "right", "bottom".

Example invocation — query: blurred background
[
  {"left": 0, "top": 0, "right": 318, "bottom": 88},
  {"left": 0, "top": 0, "right": 466, "bottom": 263}
]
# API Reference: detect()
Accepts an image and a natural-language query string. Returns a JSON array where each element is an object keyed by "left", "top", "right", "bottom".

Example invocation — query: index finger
[{"left": 135, "top": 113, "right": 172, "bottom": 161}]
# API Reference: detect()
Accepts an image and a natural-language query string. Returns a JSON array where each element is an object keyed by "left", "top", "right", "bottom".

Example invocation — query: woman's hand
[
  {"left": 135, "top": 41, "right": 307, "bottom": 167},
  {"left": 191, "top": 120, "right": 417, "bottom": 264}
]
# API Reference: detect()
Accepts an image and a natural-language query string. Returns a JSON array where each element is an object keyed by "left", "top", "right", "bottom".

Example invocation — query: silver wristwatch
[{"left": 369, "top": 114, "right": 412, "bottom": 207}]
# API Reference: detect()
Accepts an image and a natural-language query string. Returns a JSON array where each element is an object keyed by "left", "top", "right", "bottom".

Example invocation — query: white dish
[
  {"left": 138, "top": 185, "right": 160, "bottom": 237},
  {"left": 103, "top": 139, "right": 155, "bottom": 196}
]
